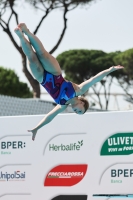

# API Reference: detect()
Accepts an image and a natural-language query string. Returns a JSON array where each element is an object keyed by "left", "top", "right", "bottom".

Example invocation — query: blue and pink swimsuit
[{"left": 41, "top": 70, "right": 76, "bottom": 105}]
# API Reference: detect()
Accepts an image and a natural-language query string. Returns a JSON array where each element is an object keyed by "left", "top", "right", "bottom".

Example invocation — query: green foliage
[
  {"left": 57, "top": 49, "right": 125, "bottom": 109},
  {"left": 113, "top": 49, "right": 133, "bottom": 100},
  {"left": 25, "top": 0, "right": 94, "bottom": 7},
  {"left": 0, "top": 66, "right": 32, "bottom": 98},
  {"left": 57, "top": 49, "right": 121, "bottom": 84},
  {"left": 114, "top": 48, "right": 133, "bottom": 79},
  {"left": 65, "top": 0, "right": 94, "bottom": 5}
]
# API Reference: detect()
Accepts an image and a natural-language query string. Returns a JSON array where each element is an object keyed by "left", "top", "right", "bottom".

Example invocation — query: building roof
[
  {"left": 0, "top": 95, "right": 104, "bottom": 116},
  {"left": 0, "top": 95, "right": 56, "bottom": 116}
]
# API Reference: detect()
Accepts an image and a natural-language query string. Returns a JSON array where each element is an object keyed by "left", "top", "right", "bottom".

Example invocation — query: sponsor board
[
  {"left": 0, "top": 140, "right": 26, "bottom": 155},
  {"left": 43, "top": 134, "right": 86, "bottom": 155},
  {"left": 0, "top": 164, "right": 31, "bottom": 194},
  {"left": 51, "top": 195, "right": 87, "bottom": 200},
  {"left": 0, "top": 170, "right": 26, "bottom": 181},
  {"left": 49, "top": 140, "right": 83, "bottom": 152},
  {"left": 44, "top": 164, "right": 87, "bottom": 186},
  {"left": 100, "top": 133, "right": 133, "bottom": 156},
  {"left": 100, "top": 164, "right": 133, "bottom": 185},
  {"left": 1, "top": 111, "right": 133, "bottom": 198}
]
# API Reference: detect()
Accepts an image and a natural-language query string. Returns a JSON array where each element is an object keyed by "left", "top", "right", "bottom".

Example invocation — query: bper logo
[
  {"left": 111, "top": 169, "right": 133, "bottom": 177},
  {"left": 1, "top": 141, "right": 26, "bottom": 155},
  {"left": 51, "top": 195, "right": 87, "bottom": 200},
  {"left": 1, "top": 141, "right": 26, "bottom": 149},
  {"left": 49, "top": 140, "right": 83, "bottom": 151},
  {"left": 44, "top": 164, "right": 87, "bottom": 186}
]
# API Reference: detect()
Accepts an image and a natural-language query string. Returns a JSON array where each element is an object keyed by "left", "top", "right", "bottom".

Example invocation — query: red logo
[{"left": 44, "top": 164, "right": 87, "bottom": 186}]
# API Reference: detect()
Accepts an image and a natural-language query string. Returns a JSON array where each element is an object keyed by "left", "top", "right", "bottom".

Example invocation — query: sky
[{"left": 0, "top": 0, "right": 133, "bottom": 110}]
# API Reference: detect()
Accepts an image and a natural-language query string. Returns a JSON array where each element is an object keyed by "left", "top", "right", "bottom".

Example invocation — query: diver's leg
[
  {"left": 18, "top": 23, "right": 61, "bottom": 76},
  {"left": 14, "top": 27, "right": 44, "bottom": 83}
]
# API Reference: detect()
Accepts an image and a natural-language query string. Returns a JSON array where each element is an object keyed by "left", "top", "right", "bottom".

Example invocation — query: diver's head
[{"left": 72, "top": 97, "right": 89, "bottom": 115}]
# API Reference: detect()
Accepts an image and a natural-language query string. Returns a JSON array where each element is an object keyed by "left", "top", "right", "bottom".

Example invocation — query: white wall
[{"left": 0, "top": 111, "right": 133, "bottom": 200}]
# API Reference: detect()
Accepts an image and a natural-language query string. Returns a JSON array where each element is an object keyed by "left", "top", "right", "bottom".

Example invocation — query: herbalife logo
[{"left": 49, "top": 140, "right": 83, "bottom": 151}]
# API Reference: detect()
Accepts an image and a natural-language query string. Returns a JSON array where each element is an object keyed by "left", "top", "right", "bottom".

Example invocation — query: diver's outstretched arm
[
  {"left": 28, "top": 104, "right": 67, "bottom": 141},
  {"left": 78, "top": 65, "right": 124, "bottom": 95}
]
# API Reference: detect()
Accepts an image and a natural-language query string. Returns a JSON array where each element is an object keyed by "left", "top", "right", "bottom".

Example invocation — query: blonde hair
[{"left": 78, "top": 96, "right": 89, "bottom": 113}]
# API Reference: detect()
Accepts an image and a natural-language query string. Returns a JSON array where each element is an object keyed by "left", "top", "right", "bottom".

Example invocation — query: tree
[
  {"left": 0, "top": 0, "right": 96, "bottom": 98},
  {"left": 57, "top": 49, "right": 123, "bottom": 109},
  {"left": 114, "top": 48, "right": 133, "bottom": 101},
  {"left": 0, "top": 66, "right": 32, "bottom": 98}
]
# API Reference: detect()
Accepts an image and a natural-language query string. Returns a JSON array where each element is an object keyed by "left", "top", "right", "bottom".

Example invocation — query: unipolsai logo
[
  {"left": 49, "top": 140, "right": 83, "bottom": 151},
  {"left": 0, "top": 170, "right": 26, "bottom": 181},
  {"left": 1, "top": 140, "right": 26, "bottom": 155},
  {"left": 44, "top": 164, "right": 87, "bottom": 186}
]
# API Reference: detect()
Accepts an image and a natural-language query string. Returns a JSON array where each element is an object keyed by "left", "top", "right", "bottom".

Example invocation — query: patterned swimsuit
[{"left": 41, "top": 70, "right": 76, "bottom": 105}]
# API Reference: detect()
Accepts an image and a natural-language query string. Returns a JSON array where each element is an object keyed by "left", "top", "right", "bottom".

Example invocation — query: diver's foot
[
  {"left": 18, "top": 23, "right": 29, "bottom": 34},
  {"left": 14, "top": 27, "right": 24, "bottom": 38}
]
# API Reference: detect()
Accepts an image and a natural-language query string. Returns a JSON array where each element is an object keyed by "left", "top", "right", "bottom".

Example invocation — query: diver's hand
[
  {"left": 28, "top": 129, "right": 37, "bottom": 141},
  {"left": 109, "top": 65, "right": 124, "bottom": 72}
]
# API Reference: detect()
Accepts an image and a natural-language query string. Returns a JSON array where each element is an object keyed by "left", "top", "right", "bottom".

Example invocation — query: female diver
[{"left": 14, "top": 23, "right": 124, "bottom": 140}]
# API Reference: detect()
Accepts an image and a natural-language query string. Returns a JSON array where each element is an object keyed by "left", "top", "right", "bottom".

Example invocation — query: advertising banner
[{"left": 0, "top": 111, "right": 133, "bottom": 200}]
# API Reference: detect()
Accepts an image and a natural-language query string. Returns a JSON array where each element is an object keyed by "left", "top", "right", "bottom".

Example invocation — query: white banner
[{"left": 0, "top": 111, "right": 133, "bottom": 200}]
